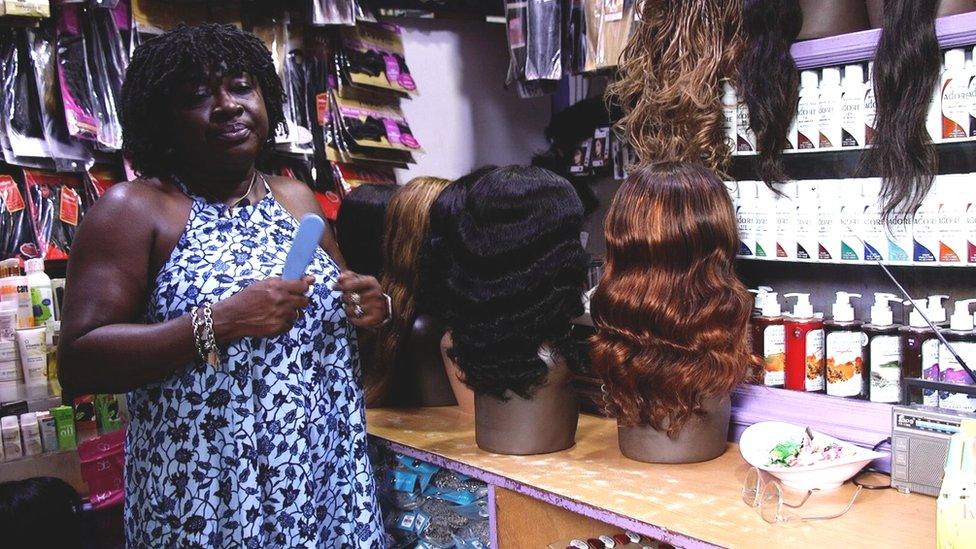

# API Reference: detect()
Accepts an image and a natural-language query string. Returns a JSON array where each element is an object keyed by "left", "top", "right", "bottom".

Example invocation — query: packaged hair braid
[
  {"left": 338, "top": 23, "right": 417, "bottom": 96},
  {"left": 334, "top": 93, "right": 422, "bottom": 152},
  {"left": 310, "top": 0, "right": 356, "bottom": 26},
  {"left": 326, "top": 92, "right": 415, "bottom": 167},
  {"left": 504, "top": 0, "right": 563, "bottom": 95},
  {"left": 84, "top": 1, "right": 131, "bottom": 151},
  {"left": 564, "top": 0, "right": 587, "bottom": 74},
  {"left": 330, "top": 162, "right": 396, "bottom": 195},
  {"left": 0, "top": 170, "right": 35, "bottom": 260},
  {"left": 1, "top": 29, "right": 50, "bottom": 162},
  {"left": 56, "top": 4, "right": 100, "bottom": 143},
  {"left": 606, "top": 0, "right": 742, "bottom": 172},
  {"left": 84, "top": 164, "right": 123, "bottom": 208},
  {"left": 582, "top": 0, "right": 637, "bottom": 73},
  {"left": 24, "top": 169, "right": 85, "bottom": 260}
]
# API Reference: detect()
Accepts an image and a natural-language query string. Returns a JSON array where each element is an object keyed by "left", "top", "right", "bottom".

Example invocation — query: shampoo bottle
[
  {"left": 795, "top": 181, "right": 819, "bottom": 261},
  {"left": 751, "top": 291, "right": 786, "bottom": 387},
  {"left": 24, "top": 258, "right": 54, "bottom": 325},
  {"left": 825, "top": 292, "right": 867, "bottom": 398},
  {"left": 939, "top": 299, "right": 976, "bottom": 413},
  {"left": 775, "top": 181, "right": 797, "bottom": 259},
  {"left": 796, "top": 70, "right": 820, "bottom": 150},
  {"left": 865, "top": 293, "right": 904, "bottom": 403},
  {"left": 941, "top": 49, "right": 971, "bottom": 140},
  {"left": 1, "top": 414, "right": 22, "bottom": 460},
  {"left": 819, "top": 67, "right": 843, "bottom": 149},
  {"left": 736, "top": 91, "right": 756, "bottom": 152},
  {"left": 784, "top": 293, "right": 825, "bottom": 392},
  {"left": 901, "top": 299, "right": 939, "bottom": 405},
  {"left": 865, "top": 62, "right": 877, "bottom": 145},
  {"left": 841, "top": 64, "right": 866, "bottom": 148},
  {"left": 722, "top": 82, "right": 738, "bottom": 152},
  {"left": 19, "top": 412, "right": 41, "bottom": 457}
]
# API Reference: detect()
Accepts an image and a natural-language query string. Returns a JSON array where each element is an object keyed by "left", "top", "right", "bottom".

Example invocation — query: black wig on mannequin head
[
  {"left": 739, "top": 0, "right": 803, "bottom": 186},
  {"left": 861, "top": 0, "right": 940, "bottom": 219},
  {"left": 415, "top": 166, "right": 497, "bottom": 318},
  {"left": 335, "top": 183, "right": 397, "bottom": 278},
  {"left": 441, "top": 165, "right": 588, "bottom": 399},
  {"left": 0, "top": 477, "right": 93, "bottom": 548}
]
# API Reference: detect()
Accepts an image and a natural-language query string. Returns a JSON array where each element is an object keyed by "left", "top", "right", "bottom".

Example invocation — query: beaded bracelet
[{"left": 191, "top": 304, "right": 219, "bottom": 366}]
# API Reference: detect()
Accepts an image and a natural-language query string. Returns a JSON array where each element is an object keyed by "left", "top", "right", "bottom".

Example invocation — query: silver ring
[
  {"left": 349, "top": 292, "right": 362, "bottom": 305},
  {"left": 353, "top": 304, "right": 365, "bottom": 318},
  {"left": 296, "top": 308, "right": 304, "bottom": 320}
]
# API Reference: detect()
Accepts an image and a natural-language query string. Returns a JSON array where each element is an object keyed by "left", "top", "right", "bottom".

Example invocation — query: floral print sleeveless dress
[{"left": 124, "top": 183, "right": 384, "bottom": 548}]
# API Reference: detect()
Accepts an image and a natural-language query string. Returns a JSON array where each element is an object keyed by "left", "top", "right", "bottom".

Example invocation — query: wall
[{"left": 397, "top": 19, "right": 552, "bottom": 181}]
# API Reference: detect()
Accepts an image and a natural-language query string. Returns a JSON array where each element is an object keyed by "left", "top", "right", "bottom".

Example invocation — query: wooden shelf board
[{"left": 367, "top": 407, "right": 934, "bottom": 549}]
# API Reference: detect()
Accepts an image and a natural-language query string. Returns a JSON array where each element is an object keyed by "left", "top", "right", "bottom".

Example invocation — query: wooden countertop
[{"left": 367, "top": 407, "right": 934, "bottom": 549}]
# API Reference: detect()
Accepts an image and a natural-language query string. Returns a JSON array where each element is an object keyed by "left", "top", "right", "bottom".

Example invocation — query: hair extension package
[
  {"left": 583, "top": 0, "right": 636, "bottom": 72},
  {"left": 504, "top": 0, "right": 563, "bottom": 95},
  {"left": 84, "top": 1, "right": 131, "bottom": 152},
  {"left": 310, "top": 0, "right": 356, "bottom": 26},
  {"left": 56, "top": 4, "right": 100, "bottom": 143},
  {"left": 325, "top": 91, "right": 416, "bottom": 168},
  {"left": 330, "top": 162, "right": 396, "bottom": 195},
  {"left": 338, "top": 23, "right": 418, "bottom": 97},
  {"left": 0, "top": 29, "right": 50, "bottom": 163},
  {"left": 0, "top": 168, "right": 35, "bottom": 260},
  {"left": 24, "top": 169, "right": 85, "bottom": 260}
]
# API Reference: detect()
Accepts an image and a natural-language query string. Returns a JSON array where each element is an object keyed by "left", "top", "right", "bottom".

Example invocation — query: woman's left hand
[{"left": 335, "top": 271, "right": 391, "bottom": 328}]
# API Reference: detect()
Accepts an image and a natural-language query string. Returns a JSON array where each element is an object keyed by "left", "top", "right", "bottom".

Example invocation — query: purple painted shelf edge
[
  {"left": 369, "top": 437, "right": 723, "bottom": 549},
  {"left": 790, "top": 11, "right": 976, "bottom": 69}
]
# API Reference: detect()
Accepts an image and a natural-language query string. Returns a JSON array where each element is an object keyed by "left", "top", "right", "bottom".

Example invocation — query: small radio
[{"left": 891, "top": 405, "right": 976, "bottom": 496}]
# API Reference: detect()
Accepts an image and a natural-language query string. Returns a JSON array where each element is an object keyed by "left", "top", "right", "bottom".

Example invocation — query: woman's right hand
[{"left": 211, "top": 276, "right": 314, "bottom": 341}]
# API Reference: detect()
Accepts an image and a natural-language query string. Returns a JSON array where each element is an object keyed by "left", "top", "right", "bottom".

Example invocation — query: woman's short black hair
[{"left": 119, "top": 23, "right": 286, "bottom": 178}]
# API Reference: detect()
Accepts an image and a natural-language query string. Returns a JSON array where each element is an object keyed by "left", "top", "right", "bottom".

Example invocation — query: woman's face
[
  {"left": 573, "top": 148, "right": 583, "bottom": 164},
  {"left": 169, "top": 71, "right": 269, "bottom": 175}
]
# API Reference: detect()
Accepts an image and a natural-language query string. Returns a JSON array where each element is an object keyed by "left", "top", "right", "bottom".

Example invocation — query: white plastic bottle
[
  {"left": 841, "top": 64, "right": 866, "bottom": 148},
  {"left": 35, "top": 410, "right": 57, "bottom": 453},
  {"left": 941, "top": 49, "right": 971, "bottom": 140},
  {"left": 736, "top": 91, "right": 756, "bottom": 153},
  {"left": 819, "top": 67, "right": 843, "bottom": 149},
  {"left": 19, "top": 412, "right": 41, "bottom": 457},
  {"left": 866, "top": 293, "right": 903, "bottom": 403},
  {"left": 928, "top": 54, "right": 944, "bottom": 143},
  {"left": 755, "top": 183, "right": 778, "bottom": 259},
  {"left": 1, "top": 414, "right": 22, "bottom": 460},
  {"left": 913, "top": 176, "right": 942, "bottom": 264},
  {"left": 735, "top": 181, "right": 759, "bottom": 257},
  {"left": 839, "top": 181, "right": 864, "bottom": 262},
  {"left": 0, "top": 300, "right": 22, "bottom": 403},
  {"left": 969, "top": 47, "right": 976, "bottom": 137},
  {"left": 795, "top": 180, "right": 819, "bottom": 261},
  {"left": 865, "top": 61, "right": 878, "bottom": 145},
  {"left": 774, "top": 182, "right": 797, "bottom": 259},
  {"left": 796, "top": 70, "right": 820, "bottom": 150},
  {"left": 818, "top": 179, "right": 842, "bottom": 261},
  {"left": 24, "top": 258, "right": 54, "bottom": 325},
  {"left": 936, "top": 174, "right": 966, "bottom": 263},
  {"left": 721, "top": 82, "right": 738, "bottom": 152}
]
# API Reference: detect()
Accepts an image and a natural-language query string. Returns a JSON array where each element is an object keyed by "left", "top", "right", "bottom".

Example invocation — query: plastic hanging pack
[
  {"left": 85, "top": 1, "right": 131, "bottom": 151},
  {"left": 56, "top": 4, "right": 100, "bottom": 142},
  {"left": 525, "top": 0, "right": 562, "bottom": 81},
  {"left": 310, "top": 0, "right": 356, "bottom": 26},
  {"left": 23, "top": 169, "right": 85, "bottom": 260},
  {"left": 1, "top": 29, "right": 50, "bottom": 163},
  {"left": 0, "top": 169, "right": 35, "bottom": 260},
  {"left": 583, "top": 0, "right": 636, "bottom": 73}
]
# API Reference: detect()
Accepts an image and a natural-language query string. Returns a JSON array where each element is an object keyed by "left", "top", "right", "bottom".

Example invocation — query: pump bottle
[
  {"left": 865, "top": 293, "right": 904, "bottom": 403},
  {"left": 784, "top": 293, "right": 825, "bottom": 392},
  {"left": 928, "top": 295, "right": 951, "bottom": 327},
  {"left": 900, "top": 299, "right": 939, "bottom": 405},
  {"left": 825, "top": 292, "right": 867, "bottom": 398},
  {"left": 939, "top": 299, "right": 976, "bottom": 412},
  {"left": 750, "top": 290, "right": 786, "bottom": 387}
]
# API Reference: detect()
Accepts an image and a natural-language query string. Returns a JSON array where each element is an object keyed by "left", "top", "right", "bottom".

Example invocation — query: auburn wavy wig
[
  {"left": 606, "top": 0, "right": 742, "bottom": 173},
  {"left": 334, "top": 183, "right": 397, "bottom": 278},
  {"left": 590, "top": 162, "right": 752, "bottom": 436},
  {"left": 861, "top": 0, "right": 940, "bottom": 219},
  {"left": 739, "top": 0, "right": 802, "bottom": 186},
  {"left": 366, "top": 176, "right": 451, "bottom": 405},
  {"left": 442, "top": 166, "right": 588, "bottom": 399}
]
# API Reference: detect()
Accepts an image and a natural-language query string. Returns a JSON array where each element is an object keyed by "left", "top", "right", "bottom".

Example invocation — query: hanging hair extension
[
  {"left": 334, "top": 183, "right": 397, "bottom": 278},
  {"left": 606, "top": 0, "right": 742, "bottom": 173},
  {"left": 861, "top": 0, "right": 940, "bottom": 219},
  {"left": 739, "top": 0, "right": 803, "bottom": 186},
  {"left": 590, "top": 162, "right": 753, "bottom": 437},
  {"left": 442, "top": 166, "right": 588, "bottom": 399},
  {"left": 367, "top": 176, "right": 450, "bottom": 405}
]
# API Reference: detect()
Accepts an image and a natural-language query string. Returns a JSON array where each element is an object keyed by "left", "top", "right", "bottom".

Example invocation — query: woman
[{"left": 58, "top": 25, "right": 388, "bottom": 547}]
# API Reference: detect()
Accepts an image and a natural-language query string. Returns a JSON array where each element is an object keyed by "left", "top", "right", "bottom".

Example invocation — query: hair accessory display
[
  {"left": 606, "top": 0, "right": 742, "bottom": 173},
  {"left": 590, "top": 162, "right": 753, "bottom": 436},
  {"left": 739, "top": 0, "right": 802, "bottom": 186},
  {"left": 442, "top": 165, "right": 588, "bottom": 399},
  {"left": 860, "top": 0, "right": 940, "bottom": 219}
]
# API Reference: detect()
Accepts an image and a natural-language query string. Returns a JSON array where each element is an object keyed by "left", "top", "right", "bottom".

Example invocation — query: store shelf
[
  {"left": 735, "top": 255, "right": 976, "bottom": 268},
  {"left": 367, "top": 407, "right": 933, "bottom": 549},
  {"left": 790, "top": 11, "right": 976, "bottom": 69},
  {"left": 733, "top": 135, "right": 976, "bottom": 158},
  {"left": 0, "top": 449, "right": 84, "bottom": 493}
]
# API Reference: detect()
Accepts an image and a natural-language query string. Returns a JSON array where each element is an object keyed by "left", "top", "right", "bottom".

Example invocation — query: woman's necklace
[{"left": 223, "top": 171, "right": 258, "bottom": 218}]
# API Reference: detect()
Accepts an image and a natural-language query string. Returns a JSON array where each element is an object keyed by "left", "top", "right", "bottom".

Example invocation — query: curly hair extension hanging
[
  {"left": 590, "top": 162, "right": 753, "bottom": 437},
  {"left": 606, "top": 0, "right": 743, "bottom": 173},
  {"left": 739, "top": 0, "right": 803, "bottom": 186},
  {"left": 861, "top": 0, "right": 940, "bottom": 219},
  {"left": 442, "top": 166, "right": 588, "bottom": 400},
  {"left": 367, "top": 176, "right": 450, "bottom": 405}
]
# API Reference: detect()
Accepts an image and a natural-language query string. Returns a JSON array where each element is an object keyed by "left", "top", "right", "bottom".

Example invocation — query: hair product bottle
[
  {"left": 795, "top": 181, "right": 819, "bottom": 261},
  {"left": 736, "top": 90, "right": 756, "bottom": 152},
  {"left": 923, "top": 295, "right": 951, "bottom": 408},
  {"left": 841, "top": 64, "right": 866, "bottom": 148},
  {"left": 722, "top": 82, "right": 738, "bottom": 152},
  {"left": 796, "top": 70, "right": 820, "bottom": 150},
  {"left": 784, "top": 293, "right": 825, "bottom": 392},
  {"left": 736, "top": 181, "right": 759, "bottom": 257},
  {"left": 941, "top": 48, "right": 971, "bottom": 140},
  {"left": 1, "top": 414, "right": 23, "bottom": 460},
  {"left": 755, "top": 183, "right": 778, "bottom": 259},
  {"left": 818, "top": 180, "right": 841, "bottom": 261},
  {"left": 24, "top": 259, "right": 54, "bottom": 325},
  {"left": 928, "top": 51, "right": 944, "bottom": 144},
  {"left": 35, "top": 410, "right": 57, "bottom": 453},
  {"left": 969, "top": 45, "right": 976, "bottom": 137},
  {"left": 0, "top": 300, "right": 22, "bottom": 403},
  {"left": 819, "top": 67, "right": 843, "bottom": 149},
  {"left": 865, "top": 61, "right": 877, "bottom": 145},
  {"left": 861, "top": 178, "right": 890, "bottom": 262},
  {"left": 939, "top": 299, "right": 976, "bottom": 413},
  {"left": 826, "top": 292, "right": 867, "bottom": 398},
  {"left": 19, "top": 412, "right": 41, "bottom": 457},
  {"left": 901, "top": 299, "right": 938, "bottom": 405},
  {"left": 937, "top": 175, "right": 966, "bottom": 264},
  {"left": 775, "top": 182, "right": 797, "bottom": 259},
  {"left": 751, "top": 290, "right": 785, "bottom": 388},
  {"left": 865, "top": 293, "right": 904, "bottom": 403},
  {"left": 839, "top": 181, "right": 864, "bottom": 262},
  {"left": 913, "top": 176, "right": 941, "bottom": 264}
]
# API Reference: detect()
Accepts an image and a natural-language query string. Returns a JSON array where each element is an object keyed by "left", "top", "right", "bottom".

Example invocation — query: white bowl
[{"left": 739, "top": 421, "right": 888, "bottom": 491}]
